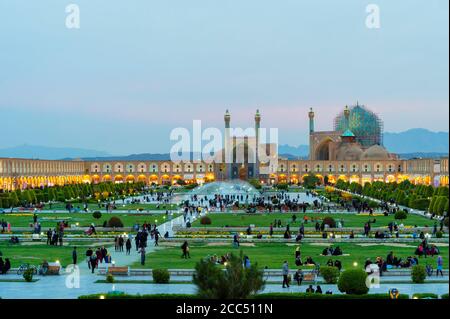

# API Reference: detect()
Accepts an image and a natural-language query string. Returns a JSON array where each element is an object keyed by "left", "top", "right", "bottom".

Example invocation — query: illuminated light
[
  {"left": 55, "top": 260, "right": 60, "bottom": 264},
  {"left": 99, "top": 295, "right": 105, "bottom": 300},
  {"left": 353, "top": 262, "right": 358, "bottom": 267},
  {"left": 224, "top": 262, "right": 228, "bottom": 267}
]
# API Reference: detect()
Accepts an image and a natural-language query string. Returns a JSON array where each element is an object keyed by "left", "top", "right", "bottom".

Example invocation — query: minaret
[
  {"left": 224, "top": 110, "right": 232, "bottom": 177},
  {"left": 344, "top": 105, "right": 350, "bottom": 130},
  {"left": 308, "top": 108, "right": 315, "bottom": 160},
  {"left": 308, "top": 107, "right": 315, "bottom": 133},
  {"left": 254, "top": 109, "right": 261, "bottom": 178}
]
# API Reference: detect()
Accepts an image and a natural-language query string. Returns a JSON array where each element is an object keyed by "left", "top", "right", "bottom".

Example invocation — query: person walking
[
  {"left": 86, "top": 248, "right": 93, "bottom": 269},
  {"left": 90, "top": 253, "right": 97, "bottom": 274},
  {"left": 436, "top": 255, "right": 444, "bottom": 277},
  {"left": 154, "top": 230, "right": 160, "bottom": 246},
  {"left": 72, "top": 247, "right": 77, "bottom": 265},
  {"left": 181, "top": 241, "right": 190, "bottom": 259},
  {"left": 139, "top": 246, "right": 146, "bottom": 265},
  {"left": 282, "top": 261, "right": 290, "bottom": 288},
  {"left": 126, "top": 238, "right": 132, "bottom": 255}
]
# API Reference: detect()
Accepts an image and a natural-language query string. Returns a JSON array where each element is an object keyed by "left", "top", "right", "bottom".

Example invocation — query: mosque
[{"left": 0, "top": 103, "right": 448, "bottom": 190}]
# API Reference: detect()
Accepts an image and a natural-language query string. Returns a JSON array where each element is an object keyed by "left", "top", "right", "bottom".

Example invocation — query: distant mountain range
[
  {"left": 0, "top": 129, "right": 447, "bottom": 160},
  {"left": 0, "top": 144, "right": 111, "bottom": 160},
  {"left": 383, "top": 128, "right": 449, "bottom": 153}
]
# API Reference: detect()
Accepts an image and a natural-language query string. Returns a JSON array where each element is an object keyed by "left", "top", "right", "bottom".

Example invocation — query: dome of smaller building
[
  {"left": 336, "top": 143, "right": 363, "bottom": 161},
  {"left": 362, "top": 144, "right": 390, "bottom": 160}
]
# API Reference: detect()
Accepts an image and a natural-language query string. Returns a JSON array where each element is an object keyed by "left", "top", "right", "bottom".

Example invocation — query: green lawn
[
  {"left": 191, "top": 213, "right": 435, "bottom": 228},
  {"left": 0, "top": 241, "right": 108, "bottom": 268},
  {"left": 42, "top": 202, "right": 178, "bottom": 211},
  {"left": 131, "top": 242, "right": 449, "bottom": 270},
  {"left": 2, "top": 212, "right": 180, "bottom": 228}
]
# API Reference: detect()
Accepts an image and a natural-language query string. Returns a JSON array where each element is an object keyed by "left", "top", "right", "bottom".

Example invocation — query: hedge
[
  {"left": 412, "top": 293, "right": 438, "bottom": 299},
  {"left": 79, "top": 293, "right": 198, "bottom": 299},
  {"left": 409, "top": 198, "right": 430, "bottom": 211},
  {"left": 78, "top": 293, "right": 410, "bottom": 299},
  {"left": 254, "top": 293, "right": 409, "bottom": 299}
]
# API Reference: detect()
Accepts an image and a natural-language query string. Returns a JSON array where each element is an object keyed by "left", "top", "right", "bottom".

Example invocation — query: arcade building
[{"left": 0, "top": 104, "right": 448, "bottom": 191}]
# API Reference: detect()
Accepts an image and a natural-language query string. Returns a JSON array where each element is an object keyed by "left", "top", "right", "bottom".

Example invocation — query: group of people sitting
[
  {"left": 9, "top": 236, "right": 19, "bottom": 244},
  {"left": 0, "top": 257, "right": 11, "bottom": 274},
  {"left": 386, "top": 251, "right": 420, "bottom": 269},
  {"left": 326, "top": 258, "right": 343, "bottom": 270},
  {"left": 322, "top": 246, "right": 343, "bottom": 256},
  {"left": 415, "top": 240, "right": 440, "bottom": 257}
]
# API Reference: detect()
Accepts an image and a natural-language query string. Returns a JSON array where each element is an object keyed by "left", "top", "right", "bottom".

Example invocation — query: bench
[
  {"left": 303, "top": 273, "right": 316, "bottom": 282},
  {"left": 107, "top": 266, "right": 130, "bottom": 276},
  {"left": 46, "top": 264, "right": 61, "bottom": 275}
]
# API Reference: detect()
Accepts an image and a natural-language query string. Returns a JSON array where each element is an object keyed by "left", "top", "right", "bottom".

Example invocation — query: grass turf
[
  {"left": 1, "top": 212, "right": 180, "bottom": 228},
  {"left": 0, "top": 241, "right": 107, "bottom": 268},
  {"left": 130, "top": 242, "right": 449, "bottom": 270},
  {"left": 191, "top": 213, "right": 435, "bottom": 228},
  {"left": 37, "top": 202, "right": 178, "bottom": 211}
]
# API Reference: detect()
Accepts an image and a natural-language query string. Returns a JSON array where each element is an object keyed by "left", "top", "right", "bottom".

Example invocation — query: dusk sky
[{"left": 0, "top": 0, "right": 448, "bottom": 155}]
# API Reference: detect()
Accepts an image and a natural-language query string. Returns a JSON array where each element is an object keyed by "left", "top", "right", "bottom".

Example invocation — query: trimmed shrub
[
  {"left": 107, "top": 217, "right": 124, "bottom": 228},
  {"left": 337, "top": 269, "right": 369, "bottom": 295},
  {"left": 441, "top": 293, "right": 449, "bottom": 299},
  {"left": 106, "top": 274, "right": 115, "bottom": 283},
  {"left": 436, "top": 231, "right": 443, "bottom": 238},
  {"left": 320, "top": 266, "right": 340, "bottom": 284},
  {"left": 394, "top": 210, "right": 407, "bottom": 220},
  {"left": 411, "top": 265, "right": 427, "bottom": 283},
  {"left": 23, "top": 268, "right": 34, "bottom": 282},
  {"left": 92, "top": 211, "right": 102, "bottom": 219},
  {"left": 152, "top": 268, "right": 170, "bottom": 283},
  {"left": 200, "top": 216, "right": 212, "bottom": 225},
  {"left": 444, "top": 217, "right": 449, "bottom": 228},
  {"left": 322, "top": 216, "right": 336, "bottom": 228}
]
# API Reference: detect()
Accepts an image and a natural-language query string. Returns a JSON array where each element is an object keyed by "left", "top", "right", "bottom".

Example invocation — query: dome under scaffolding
[{"left": 333, "top": 103, "right": 383, "bottom": 148}]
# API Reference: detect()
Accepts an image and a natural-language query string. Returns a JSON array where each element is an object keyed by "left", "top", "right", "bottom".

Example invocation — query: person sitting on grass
[
  {"left": 316, "top": 285, "right": 323, "bottom": 294},
  {"left": 305, "top": 256, "right": 316, "bottom": 265},
  {"left": 332, "top": 246, "right": 342, "bottom": 256},
  {"left": 326, "top": 259, "right": 334, "bottom": 267},
  {"left": 334, "top": 260, "right": 342, "bottom": 271}
]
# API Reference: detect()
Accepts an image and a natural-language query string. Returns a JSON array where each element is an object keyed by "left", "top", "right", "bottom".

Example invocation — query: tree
[
  {"left": 302, "top": 174, "right": 320, "bottom": 189},
  {"left": 337, "top": 269, "right": 369, "bottom": 295},
  {"left": 193, "top": 252, "right": 265, "bottom": 299}
]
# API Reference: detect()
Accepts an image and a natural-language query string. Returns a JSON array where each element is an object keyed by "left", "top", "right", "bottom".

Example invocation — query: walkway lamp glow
[{"left": 353, "top": 262, "right": 358, "bottom": 267}]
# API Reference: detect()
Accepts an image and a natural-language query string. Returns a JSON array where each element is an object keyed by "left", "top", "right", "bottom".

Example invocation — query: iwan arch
[{"left": 0, "top": 104, "right": 448, "bottom": 191}]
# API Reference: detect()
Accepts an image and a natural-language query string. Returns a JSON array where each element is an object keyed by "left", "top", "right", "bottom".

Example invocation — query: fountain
[{"left": 188, "top": 180, "right": 261, "bottom": 196}]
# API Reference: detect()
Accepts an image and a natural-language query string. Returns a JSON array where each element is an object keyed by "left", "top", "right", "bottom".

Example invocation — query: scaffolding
[{"left": 333, "top": 103, "right": 384, "bottom": 147}]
